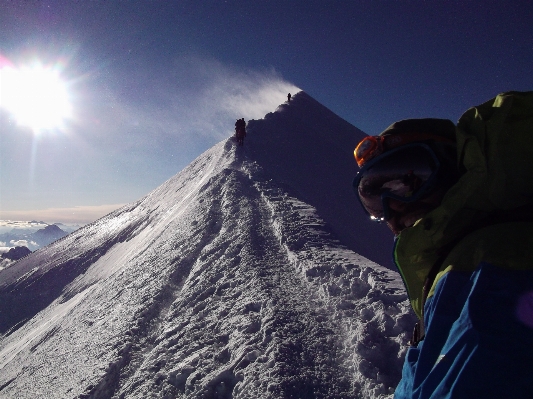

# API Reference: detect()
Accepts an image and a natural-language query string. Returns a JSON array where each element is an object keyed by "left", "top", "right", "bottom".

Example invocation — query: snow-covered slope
[{"left": 0, "top": 92, "right": 415, "bottom": 398}]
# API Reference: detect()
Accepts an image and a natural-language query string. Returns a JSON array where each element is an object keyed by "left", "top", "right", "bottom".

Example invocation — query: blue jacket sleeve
[{"left": 395, "top": 262, "right": 533, "bottom": 399}]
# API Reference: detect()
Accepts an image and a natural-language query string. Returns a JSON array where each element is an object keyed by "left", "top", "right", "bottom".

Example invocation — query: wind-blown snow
[{"left": 0, "top": 92, "right": 415, "bottom": 398}]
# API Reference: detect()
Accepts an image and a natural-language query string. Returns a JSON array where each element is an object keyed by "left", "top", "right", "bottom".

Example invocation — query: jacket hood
[{"left": 379, "top": 118, "right": 456, "bottom": 142}]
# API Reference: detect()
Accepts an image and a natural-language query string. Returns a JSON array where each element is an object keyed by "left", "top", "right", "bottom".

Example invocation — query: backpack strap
[{"left": 408, "top": 256, "right": 445, "bottom": 347}]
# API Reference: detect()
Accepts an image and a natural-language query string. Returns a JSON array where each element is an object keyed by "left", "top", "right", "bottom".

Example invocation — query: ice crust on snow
[{"left": 0, "top": 92, "right": 415, "bottom": 398}]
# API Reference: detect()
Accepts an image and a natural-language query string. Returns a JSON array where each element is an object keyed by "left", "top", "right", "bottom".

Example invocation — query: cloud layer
[{"left": 0, "top": 204, "right": 125, "bottom": 225}]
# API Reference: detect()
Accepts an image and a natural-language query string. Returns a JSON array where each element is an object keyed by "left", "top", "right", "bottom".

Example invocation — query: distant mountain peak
[
  {"left": 29, "top": 224, "right": 68, "bottom": 247},
  {"left": 1, "top": 246, "right": 31, "bottom": 261},
  {"left": 41, "top": 224, "right": 64, "bottom": 233}
]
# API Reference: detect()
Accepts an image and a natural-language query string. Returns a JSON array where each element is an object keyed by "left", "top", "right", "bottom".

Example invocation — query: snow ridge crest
[{"left": 0, "top": 93, "right": 414, "bottom": 399}]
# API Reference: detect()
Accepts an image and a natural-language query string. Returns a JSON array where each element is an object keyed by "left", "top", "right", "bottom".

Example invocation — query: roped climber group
[{"left": 235, "top": 118, "right": 246, "bottom": 146}]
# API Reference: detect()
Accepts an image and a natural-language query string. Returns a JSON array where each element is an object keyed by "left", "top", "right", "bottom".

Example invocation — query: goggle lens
[
  {"left": 354, "top": 136, "right": 379, "bottom": 167},
  {"left": 354, "top": 144, "right": 439, "bottom": 221}
]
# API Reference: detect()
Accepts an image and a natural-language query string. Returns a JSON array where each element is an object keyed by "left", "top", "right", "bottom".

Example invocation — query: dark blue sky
[{"left": 0, "top": 1, "right": 532, "bottom": 222}]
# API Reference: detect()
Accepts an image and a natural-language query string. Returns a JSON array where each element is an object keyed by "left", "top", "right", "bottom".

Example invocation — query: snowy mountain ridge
[{"left": 0, "top": 92, "right": 415, "bottom": 398}]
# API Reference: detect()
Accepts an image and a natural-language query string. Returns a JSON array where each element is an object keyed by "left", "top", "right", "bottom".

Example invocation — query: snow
[{"left": 0, "top": 92, "right": 416, "bottom": 398}]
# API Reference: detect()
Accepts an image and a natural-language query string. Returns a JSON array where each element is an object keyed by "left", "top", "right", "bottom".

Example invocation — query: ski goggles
[
  {"left": 354, "top": 132, "right": 453, "bottom": 168},
  {"left": 353, "top": 143, "right": 441, "bottom": 221}
]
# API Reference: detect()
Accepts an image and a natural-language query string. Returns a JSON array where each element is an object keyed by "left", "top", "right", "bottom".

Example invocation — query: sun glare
[{"left": 0, "top": 62, "right": 72, "bottom": 133}]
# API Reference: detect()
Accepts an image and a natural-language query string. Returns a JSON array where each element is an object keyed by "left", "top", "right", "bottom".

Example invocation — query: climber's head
[{"left": 353, "top": 119, "right": 459, "bottom": 235}]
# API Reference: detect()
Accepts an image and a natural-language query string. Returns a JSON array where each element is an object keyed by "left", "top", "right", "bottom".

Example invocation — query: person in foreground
[{"left": 352, "top": 91, "right": 533, "bottom": 398}]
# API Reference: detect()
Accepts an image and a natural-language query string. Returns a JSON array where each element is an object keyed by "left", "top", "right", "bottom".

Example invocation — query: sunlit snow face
[{"left": 0, "top": 61, "right": 72, "bottom": 134}]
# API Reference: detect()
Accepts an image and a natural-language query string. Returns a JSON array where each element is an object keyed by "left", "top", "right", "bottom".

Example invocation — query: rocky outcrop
[{"left": 1, "top": 246, "right": 31, "bottom": 261}]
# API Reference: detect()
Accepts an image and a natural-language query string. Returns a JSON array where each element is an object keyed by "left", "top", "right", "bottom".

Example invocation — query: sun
[{"left": 0, "top": 61, "right": 72, "bottom": 133}]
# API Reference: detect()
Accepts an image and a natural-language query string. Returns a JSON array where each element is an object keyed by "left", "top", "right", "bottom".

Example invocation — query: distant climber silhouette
[
  {"left": 287, "top": 93, "right": 291, "bottom": 102},
  {"left": 235, "top": 118, "right": 246, "bottom": 146}
]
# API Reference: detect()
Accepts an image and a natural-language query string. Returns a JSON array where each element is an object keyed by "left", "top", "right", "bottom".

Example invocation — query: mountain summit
[
  {"left": 245, "top": 92, "right": 393, "bottom": 265},
  {"left": 0, "top": 92, "right": 415, "bottom": 398},
  {"left": 31, "top": 224, "right": 68, "bottom": 246}
]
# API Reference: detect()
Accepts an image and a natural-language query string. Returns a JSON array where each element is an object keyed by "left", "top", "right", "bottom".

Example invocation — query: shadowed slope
[{"left": 245, "top": 91, "right": 393, "bottom": 267}]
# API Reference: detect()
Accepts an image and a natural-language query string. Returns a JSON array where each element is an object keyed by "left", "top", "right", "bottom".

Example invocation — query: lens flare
[{"left": 516, "top": 291, "right": 533, "bottom": 329}]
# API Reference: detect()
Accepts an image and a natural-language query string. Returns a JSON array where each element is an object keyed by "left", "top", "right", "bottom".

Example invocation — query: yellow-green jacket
[
  {"left": 394, "top": 91, "right": 533, "bottom": 398},
  {"left": 394, "top": 91, "right": 533, "bottom": 319}
]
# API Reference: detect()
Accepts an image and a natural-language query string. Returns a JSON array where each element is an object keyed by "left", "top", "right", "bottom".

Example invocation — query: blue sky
[{"left": 0, "top": 0, "right": 532, "bottom": 223}]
